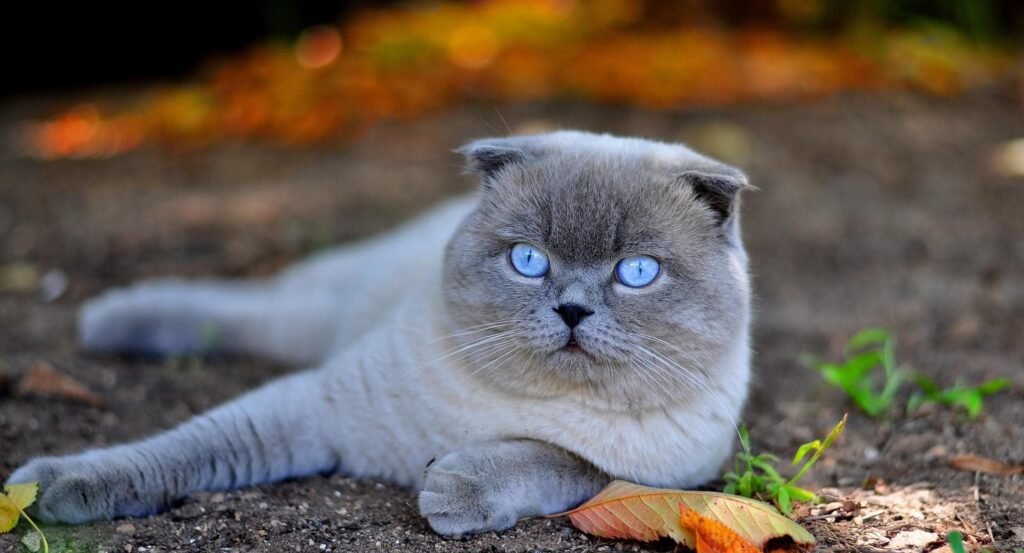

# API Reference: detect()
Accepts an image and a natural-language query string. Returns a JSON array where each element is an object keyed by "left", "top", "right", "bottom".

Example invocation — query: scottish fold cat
[{"left": 8, "top": 131, "right": 752, "bottom": 535}]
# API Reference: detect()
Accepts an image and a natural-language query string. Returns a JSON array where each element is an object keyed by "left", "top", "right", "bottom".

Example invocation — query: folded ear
[
  {"left": 679, "top": 166, "right": 753, "bottom": 224},
  {"left": 456, "top": 137, "right": 534, "bottom": 183}
]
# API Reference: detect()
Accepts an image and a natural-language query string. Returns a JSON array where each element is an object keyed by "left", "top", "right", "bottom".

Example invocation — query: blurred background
[
  {"left": 2, "top": 1, "right": 1024, "bottom": 550},
  {"left": 4, "top": 0, "right": 1024, "bottom": 158}
]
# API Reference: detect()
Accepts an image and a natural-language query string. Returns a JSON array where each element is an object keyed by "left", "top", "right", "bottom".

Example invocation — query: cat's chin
[{"left": 541, "top": 348, "right": 608, "bottom": 382}]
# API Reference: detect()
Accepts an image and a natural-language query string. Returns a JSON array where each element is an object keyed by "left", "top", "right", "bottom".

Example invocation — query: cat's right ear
[{"left": 456, "top": 138, "right": 531, "bottom": 185}]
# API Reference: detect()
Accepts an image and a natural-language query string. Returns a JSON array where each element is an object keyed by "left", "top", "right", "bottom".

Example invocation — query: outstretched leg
[
  {"left": 419, "top": 440, "right": 609, "bottom": 534},
  {"left": 77, "top": 196, "right": 473, "bottom": 365},
  {"left": 7, "top": 370, "right": 340, "bottom": 523},
  {"left": 79, "top": 279, "right": 341, "bottom": 365}
]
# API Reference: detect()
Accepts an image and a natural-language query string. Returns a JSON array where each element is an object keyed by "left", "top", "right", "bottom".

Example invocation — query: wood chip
[
  {"left": 16, "top": 361, "right": 104, "bottom": 407},
  {"left": 853, "top": 509, "right": 885, "bottom": 525},
  {"left": 951, "top": 454, "right": 1024, "bottom": 476}
]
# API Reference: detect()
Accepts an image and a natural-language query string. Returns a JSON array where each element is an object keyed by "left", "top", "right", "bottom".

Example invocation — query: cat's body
[{"left": 9, "top": 131, "right": 752, "bottom": 535}]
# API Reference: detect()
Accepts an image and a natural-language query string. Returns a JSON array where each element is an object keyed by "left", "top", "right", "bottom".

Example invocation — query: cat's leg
[
  {"left": 6, "top": 370, "right": 341, "bottom": 523},
  {"left": 79, "top": 278, "right": 340, "bottom": 365},
  {"left": 418, "top": 440, "right": 609, "bottom": 535}
]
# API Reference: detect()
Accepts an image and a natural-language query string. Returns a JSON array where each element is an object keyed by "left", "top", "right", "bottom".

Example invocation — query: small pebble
[
  {"left": 863, "top": 446, "right": 880, "bottom": 462},
  {"left": 39, "top": 269, "right": 68, "bottom": 302},
  {"left": 116, "top": 523, "right": 136, "bottom": 534}
]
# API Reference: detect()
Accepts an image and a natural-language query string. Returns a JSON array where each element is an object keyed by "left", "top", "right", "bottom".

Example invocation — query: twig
[
  {"left": 973, "top": 470, "right": 996, "bottom": 545},
  {"left": 801, "top": 514, "right": 847, "bottom": 522}
]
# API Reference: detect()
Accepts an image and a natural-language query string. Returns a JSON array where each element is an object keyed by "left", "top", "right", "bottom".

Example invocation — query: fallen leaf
[
  {"left": 680, "top": 503, "right": 760, "bottom": 553},
  {"left": 950, "top": 454, "right": 1024, "bottom": 476},
  {"left": 559, "top": 481, "right": 814, "bottom": 550},
  {"left": 16, "top": 361, "right": 104, "bottom": 407},
  {"left": 0, "top": 482, "right": 39, "bottom": 532},
  {"left": 888, "top": 530, "right": 938, "bottom": 550}
]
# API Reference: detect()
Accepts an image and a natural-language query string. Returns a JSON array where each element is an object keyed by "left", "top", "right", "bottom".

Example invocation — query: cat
[{"left": 7, "top": 130, "right": 753, "bottom": 535}]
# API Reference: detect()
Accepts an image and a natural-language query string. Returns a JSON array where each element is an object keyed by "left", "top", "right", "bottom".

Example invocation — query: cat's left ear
[
  {"left": 456, "top": 137, "right": 534, "bottom": 184},
  {"left": 678, "top": 165, "right": 754, "bottom": 224}
]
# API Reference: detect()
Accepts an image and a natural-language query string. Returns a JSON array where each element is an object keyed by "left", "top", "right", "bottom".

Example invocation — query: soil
[{"left": 1, "top": 92, "right": 1022, "bottom": 553}]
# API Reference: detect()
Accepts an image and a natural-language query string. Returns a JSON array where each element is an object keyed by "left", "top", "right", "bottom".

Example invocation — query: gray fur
[{"left": 7, "top": 131, "right": 753, "bottom": 535}]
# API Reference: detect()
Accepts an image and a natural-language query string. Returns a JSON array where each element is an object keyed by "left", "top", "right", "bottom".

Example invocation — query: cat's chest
[
  {"left": 517, "top": 401, "right": 719, "bottom": 487},
  {"left": 423, "top": 379, "right": 720, "bottom": 487}
]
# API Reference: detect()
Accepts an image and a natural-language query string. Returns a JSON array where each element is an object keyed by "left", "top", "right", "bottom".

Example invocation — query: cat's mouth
[{"left": 561, "top": 335, "right": 582, "bottom": 352}]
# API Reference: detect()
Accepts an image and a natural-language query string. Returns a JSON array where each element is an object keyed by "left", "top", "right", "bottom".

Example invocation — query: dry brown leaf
[
  {"left": 16, "top": 361, "right": 104, "bottom": 407},
  {"left": 559, "top": 481, "right": 814, "bottom": 550},
  {"left": 950, "top": 454, "right": 1024, "bottom": 476}
]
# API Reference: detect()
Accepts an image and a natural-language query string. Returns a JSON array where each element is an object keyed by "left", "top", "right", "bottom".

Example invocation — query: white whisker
[
  {"left": 395, "top": 329, "right": 518, "bottom": 380},
  {"left": 631, "top": 339, "right": 741, "bottom": 438}
]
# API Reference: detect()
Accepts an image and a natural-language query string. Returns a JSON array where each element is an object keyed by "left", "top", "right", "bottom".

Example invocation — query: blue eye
[
  {"left": 615, "top": 255, "right": 660, "bottom": 288},
  {"left": 509, "top": 243, "right": 549, "bottom": 278}
]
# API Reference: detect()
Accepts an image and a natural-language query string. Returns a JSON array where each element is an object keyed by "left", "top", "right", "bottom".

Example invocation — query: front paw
[
  {"left": 418, "top": 451, "right": 518, "bottom": 535},
  {"left": 7, "top": 455, "right": 140, "bottom": 524}
]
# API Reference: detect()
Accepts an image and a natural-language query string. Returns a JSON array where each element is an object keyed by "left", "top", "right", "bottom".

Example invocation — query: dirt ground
[{"left": 1, "top": 92, "right": 1022, "bottom": 552}]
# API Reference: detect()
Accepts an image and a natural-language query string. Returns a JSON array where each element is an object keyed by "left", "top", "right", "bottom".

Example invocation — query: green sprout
[
  {"left": 908, "top": 374, "right": 1009, "bottom": 419},
  {"left": 805, "top": 328, "right": 1009, "bottom": 419},
  {"left": 946, "top": 531, "right": 965, "bottom": 553},
  {"left": 724, "top": 415, "right": 847, "bottom": 514},
  {"left": 802, "top": 328, "right": 905, "bottom": 418}
]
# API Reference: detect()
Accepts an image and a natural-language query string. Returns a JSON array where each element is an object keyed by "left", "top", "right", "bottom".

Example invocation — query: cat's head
[{"left": 442, "top": 131, "right": 752, "bottom": 410}]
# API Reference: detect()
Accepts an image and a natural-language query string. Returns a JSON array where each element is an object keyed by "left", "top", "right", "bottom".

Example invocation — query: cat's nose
[{"left": 554, "top": 303, "right": 594, "bottom": 329}]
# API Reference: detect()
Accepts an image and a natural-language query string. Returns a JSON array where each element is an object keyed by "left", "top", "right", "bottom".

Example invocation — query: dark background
[
  {"left": 4, "top": 0, "right": 1023, "bottom": 98},
  {"left": 2, "top": 1, "right": 379, "bottom": 96}
]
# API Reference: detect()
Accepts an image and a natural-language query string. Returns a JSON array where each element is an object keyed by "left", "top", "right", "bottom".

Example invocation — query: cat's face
[{"left": 443, "top": 131, "right": 751, "bottom": 410}]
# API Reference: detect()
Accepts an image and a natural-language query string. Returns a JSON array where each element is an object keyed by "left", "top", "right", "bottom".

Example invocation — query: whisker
[
  {"left": 463, "top": 342, "right": 522, "bottom": 380},
  {"left": 395, "top": 329, "right": 518, "bottom": 379},
  {"left": 427, "top": 320, "right": 519, "bottom": 343},
  {"left": 636, "top": 334, "right": 714, "bottom": 380},
  {"left": 632, "top": 340, "right": 742, "bottom": 438}
]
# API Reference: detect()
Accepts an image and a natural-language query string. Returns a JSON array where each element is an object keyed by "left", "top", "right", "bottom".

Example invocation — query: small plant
[
  {"left": 908, "top": 374, "right": 1009, "bottom": 418},
  {"left": 1, "top": 483, "right": 49, "bottom": 553},
  {"left": 946, "top": 530, "right": 965, "bottom": 553},
  {"left": 805, "top": 328, "right": 1009, "bottom": 419},
  {"left": 723, "top": 415, "right": 847, "bottom": 514},
  {"left": 802, "top": 328, "right": 905, "bottom": 418}
]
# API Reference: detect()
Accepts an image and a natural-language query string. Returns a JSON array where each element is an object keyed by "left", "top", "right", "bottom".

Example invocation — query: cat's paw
[
  {"left": 418, "top": 450, "right": 519, "bottom": 535},
  {"left": 7, "top": 455, "right": 148, "bottom": 524},
  {"left": 78, "top": 281, "right": 219, "bottom": 356}
]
